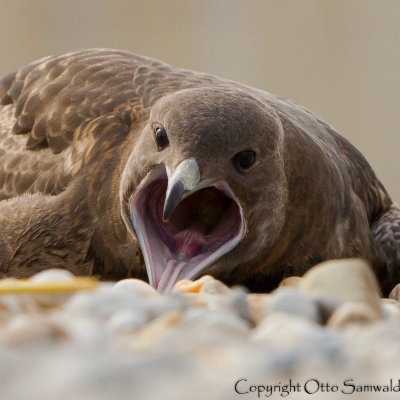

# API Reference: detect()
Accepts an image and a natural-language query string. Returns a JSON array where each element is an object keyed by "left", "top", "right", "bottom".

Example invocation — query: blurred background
[{"left": 1, "top": 0, "right": 399, "bottom": 200}]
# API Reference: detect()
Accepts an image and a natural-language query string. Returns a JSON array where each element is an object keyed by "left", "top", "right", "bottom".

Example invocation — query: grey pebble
[
  {"left": 229, "top": 286, "right": 252, "bottom": 323},
  {"left": 182, "top": 308, "right": 250, "bottom": 336},
  {"left": 311, "top": 293, "right": 342, "bottom": 323},
  {"left": 269, "top": 287, "right": 323, "bottom": 324},
  {"left": 63, "top": 286, "right": 145, "bottom": 320},
  {"left": 106, "top": 309, "right": 149, "bottom": 334}
]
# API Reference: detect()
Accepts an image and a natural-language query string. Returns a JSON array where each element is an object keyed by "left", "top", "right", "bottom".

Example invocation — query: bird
[{"left": 0, "top": 48, "right": 398, "bottom": 295}]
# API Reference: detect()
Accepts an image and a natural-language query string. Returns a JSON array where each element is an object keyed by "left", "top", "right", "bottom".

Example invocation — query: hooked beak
[
  {"left": 128, "top": 158, "right": 246, "bottom": 293},
  {"left": 163, "top": 158, "right": 201, "bottom": 221}
]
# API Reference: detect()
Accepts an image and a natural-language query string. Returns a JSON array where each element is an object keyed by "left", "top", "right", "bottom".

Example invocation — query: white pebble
[
  {"left": 327, "top": 302, "right": 380, "bottom": 328},
  {"left": 381, "top": 300, "right": 400, "bottom": 320},
  {"left": 182, "top": 308, "right": 250, "bottom": 336},
  {"left": 112, "top": 279, "right": 160, "bottom": 298},
  {"left": 252, "top": 313, "right": 322, "bottom": 348},
  {"left": 64, "top": 286, "right": 144, "bottom": 320},
  {"left": 49, "top": 313, "right": 107, "bottom": 347},
  {"left": 30, "top": 269, "right": 76, "bottom": 282},
  {"left": 106, "top": 309, "right": 148, "bottom": 334},
  {"left": 0, "top": 294, "right": 38, "bottom": 315},
  {"left": 2, "top": 314, "right": 64, "bottom": 344},
  {"left": 269, "top": 287, "right": 322, "bottom": 324},
  {"left": 29, "top": 269, "right": 77, "bottom": 308}
]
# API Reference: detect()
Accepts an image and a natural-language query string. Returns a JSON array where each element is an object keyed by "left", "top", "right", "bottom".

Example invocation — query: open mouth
[{"left": 129, "top": 165, "right": 246, "bottom": 293}]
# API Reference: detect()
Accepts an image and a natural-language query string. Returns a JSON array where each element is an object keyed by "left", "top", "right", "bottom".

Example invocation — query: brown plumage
[{"left": 0, "top": 49, "right": 398, "bottom": 294}]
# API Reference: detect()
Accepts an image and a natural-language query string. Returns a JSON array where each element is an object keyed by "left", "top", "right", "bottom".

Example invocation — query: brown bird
[{"left": 0, "top": 49, "right": 398, "bottom": 294}]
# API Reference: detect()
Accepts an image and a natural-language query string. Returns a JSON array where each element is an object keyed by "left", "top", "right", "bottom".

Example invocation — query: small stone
[
  {"left": 278, "top": 276, "right": 303, "bottom": 289},
  {"left": 29, "top": 268, "right": 77, "bottom": 307},
  {"left": 380, "top": 298, "right": 400, "bottom": 320},
  {"left": 230, "top": 286, "right": 252, "bottom": 323},
  {"left": 381, "top": 298, "right": 400, "bottom": 306},
  {"left": 173, "top": 292, "right": 231, "bottom": 313},
  {"left": 299, "top": 259, "right": 382, "bottom": 320},
  {"left": 269, "top": 287, "right": 323, "bottom": 324},
  {"left": 252, "top": 313, "right": 322, "bottom": 348},
  {"left": 64, "top": 285, "right": 142, "bottom": 320},
  {"left": 173, "top": 279, "right": 203, "bottom": 294},
  {"left": 247, "top": 293, "right": 270, "bottom": 324},
  {"left": 119, "top": 310, "right": 183, "bottom": 353},
  {"left": 327, "top": 301, "right": 379, "bottom": 327},
  {"left": 176, "top": 292, "right": 209, "bottom": 308},
  {"left": 48, "top": 313, "right": 106, "bottom": 346},
  {"left": 198, "top": 276, "right": 230, "bottom": 295},
  {"left": 389, "top": 284, "right": 400, "bottom": 301},
  {"left": 182, "top": 308, "right": 250, "bottom": 336},
  {"left": 0, "top": 314, "right": 67, "bottom": 344},
  {"left": 0, "top": 293, "right": 38, "bottom": 317},
  {"left": 112, "top": 279, "right": 160, "bottom": 298},
  {"left": 173, "top": 275, "right": 230, "bottom": 296},
  {"left": 311, "top": 293, "right": 341, "bottom": 323},
  {"left": 30, "top": 269, "right": 76, "bottom": 282},
  {"left": 106, "top": 309, "right": 148, "bottom": 334}
]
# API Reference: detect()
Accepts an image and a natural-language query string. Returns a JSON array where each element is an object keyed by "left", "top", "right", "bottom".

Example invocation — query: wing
[
  {"left": 372, "top": 206, "right": 400, "bottom": 295},
  {"left": 0, "top": 49, "right": 224, "bottom": 199},
  {"left": 2, "top": 47, "right": 368, "bottom": 207},
  {"left": 0, "top": 104, "right": 69, "bottom": 199},
  {"left": 0, "top": 49, "right": 149, "bottom": 152}
]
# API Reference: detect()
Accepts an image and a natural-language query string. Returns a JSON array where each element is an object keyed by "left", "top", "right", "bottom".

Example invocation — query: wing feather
[
  {"left": 0, "top": 50, "right": 162, "bottom": 198},
  {"left": 0, "top": 49, "right": 234, "bottom": 199},
  {"left": 2, "top": 47, "right": 383, "bottom": 211}
]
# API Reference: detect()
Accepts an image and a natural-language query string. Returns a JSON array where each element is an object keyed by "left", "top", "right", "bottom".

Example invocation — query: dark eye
[
  {"left": 155, "top": 127, "right": 169, "bottom": 150},
  {"left": 233, "top": 150, "right": 256, "bottom": 171}
]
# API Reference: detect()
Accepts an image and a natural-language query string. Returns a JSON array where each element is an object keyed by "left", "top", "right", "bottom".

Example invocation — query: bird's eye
[
  {"left": 155, "top": 127, "right": 169, "bottom": 150},
  {"left": 233, "top": 150, "right": 256, "bottom": 171}
]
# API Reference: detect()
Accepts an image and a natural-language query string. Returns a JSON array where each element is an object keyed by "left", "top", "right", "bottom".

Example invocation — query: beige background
[{"left": 0, "top": 0, "right": 399, "bottom": 201}]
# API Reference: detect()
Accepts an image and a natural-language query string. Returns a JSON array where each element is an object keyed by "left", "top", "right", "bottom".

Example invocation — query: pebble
[
  {"left": 0, "top": 263, "right": 397, "bottom": 399},
  {"left": 173, "top": 279, "right": 203, "bottom": 294},
  {"left": 327, "top": 301, "right": 380, "bottom": 328},
  {"left": 63, "top": 285, "right": 143, "bottom": 320},
  {"left": 174, "top": 275, "right": 231, "bottom": 296},
  {"left": 380, "top": 298, "right": 400, "bottom": 320},
  {"left": 112, "top": 279, "right": 160, "bottom": 298},
  {"left": 48, "top": 313, "right": 106, "bottom": 347},
  {"left": 0, "top": 314, "right": 67, "bottom": 345},
  {"left": 175, "top": 291, "right": 230, "bottom": 311},
  {"left": 278, "top": 276, "right": 303, "bottom": 288},
  {"left": 269, "top": 287, "right": 323, "bottom": 324},
  {"left": 0, "top": 293, "right": 38, "bottom": 318},
  {"left": 252, "top": 312, "right": 322, "bottom": 349},
  {"left": 197, "top": 276, "right": 231, "bottom": 295},
  {"left": 247, "top": 293, "right": 270, "bottom": 324},
  {"left": 106, "top": 309, "right": 149, "bottom": 334},
  {"left": 182, "top": 308, "right": 250, "bottom": 336},
  {"left": 311, "top": 293, "right": 342, "bottom": 323},
  {"left": 229, "top": 286, "right": 252, "bottom": 323},
  {"left": 30, "top": 269, "right": 76, "bottom": 282},
  {"left": 116, "top": 310, "right": 183, "bottom": 354},
  {"left": 299, "top": 259, "right": 383, "bottom": 320},
  {"left": 29, "top": 269, "right": 80, "bottom": 307},
  {"left": 389, "top": 283, "right": 400, "bottom": 301}
]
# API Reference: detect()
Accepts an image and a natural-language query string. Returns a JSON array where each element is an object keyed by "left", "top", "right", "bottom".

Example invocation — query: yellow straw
[{"left": 0, "top": 277, "right": 99, "bottom": 294}]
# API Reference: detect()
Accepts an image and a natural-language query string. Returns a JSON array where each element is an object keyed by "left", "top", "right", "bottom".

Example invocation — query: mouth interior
[{"left": 129, "top": 166, "right": 244, "bottom": 293}]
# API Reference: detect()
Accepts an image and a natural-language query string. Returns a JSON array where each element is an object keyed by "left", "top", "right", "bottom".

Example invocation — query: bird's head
[{"left": 120, "top": 87, "right": 287, "bottom": 292}]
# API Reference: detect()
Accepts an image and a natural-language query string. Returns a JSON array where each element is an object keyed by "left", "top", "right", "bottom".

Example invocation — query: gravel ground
[{"left": 0, "top": 259, "right": 400, "bottom": 400}]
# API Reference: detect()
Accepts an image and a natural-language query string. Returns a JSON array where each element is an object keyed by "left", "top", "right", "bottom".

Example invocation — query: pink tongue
[{"left": 175, "top": 230, "right": 206, "bottom": 259}]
